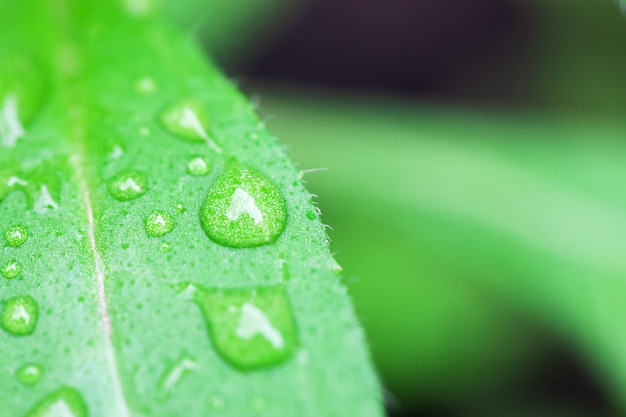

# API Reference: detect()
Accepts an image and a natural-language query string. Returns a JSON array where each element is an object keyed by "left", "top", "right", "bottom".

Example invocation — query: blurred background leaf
[{"left": 159, "top": 0, "right": 626, "bottom": 414}]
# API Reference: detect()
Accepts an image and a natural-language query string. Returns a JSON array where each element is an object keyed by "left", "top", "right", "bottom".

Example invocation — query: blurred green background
[{"left": 161, "top": 0, "right": 626, "bottom": 415}]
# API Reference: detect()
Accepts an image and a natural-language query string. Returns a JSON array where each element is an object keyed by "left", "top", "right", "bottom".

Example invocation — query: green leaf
[
  {"left": 256, "top": 87, "right": 626, "bottom": 409},
  {"left": 0, "top": 2, "right": 382, "bottom": 416}
]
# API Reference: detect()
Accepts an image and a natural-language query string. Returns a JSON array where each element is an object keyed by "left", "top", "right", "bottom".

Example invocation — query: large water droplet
[
  {"left": 108, "top": 171, "right": 148, "bottom": 201},
  {"left": 24, "top": 387, "right": 87, "bottom": 417},
  {"left": 145, "top": 211, "right": 174, "bottom": 237},
  {"left": 187, "top": 156, "right": 211, "bottom": 176},
  {"left": 16, "top": 363, "right": 44, "bottom": 386},
  {"left": 1, "top": 260, "right": 22, "bottom": 279},
  {"left": 200, "top": 167, "right": 287, "bottom": 248},
  {"left": 1, "top": 295, "right": 38, "bottom": 336},
  {"left": 5, "top": 225, "right": 28, "bottom": 247},
  {"left": 160, "top": 99, "right": 222, "bottom": 153},
  {"left": 193, "top": 285, "right": 298, "bottom": 370}
]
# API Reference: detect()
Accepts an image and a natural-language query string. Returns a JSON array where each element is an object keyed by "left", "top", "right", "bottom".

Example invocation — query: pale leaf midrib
[{"left": 47, "top": 0, "right": 131, "bottom": 415}]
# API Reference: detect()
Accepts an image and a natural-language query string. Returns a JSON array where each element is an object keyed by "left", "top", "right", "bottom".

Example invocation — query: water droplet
[
  {"left": 305, "top": 211, "right": 316, "bottom": 220},
  {"left": 159, "top": 241, "right": 172, "bottom": 252},
  {"left": 187, "top": 156, "right": 211, "bottom": 176},
  {"left": 33, "top": 185, "right": 59, "bottom": 214},
  {"left": 139, "top": 126, "right": 151, "bottom": 136},
  {"left": 0, "top": 55, "right": 43, "bottom": 148},
  {"left": 0, "top": 160, "right": 61, "bottom": 210},
  {"left": 136, "top": 77, "right": 156, "bottom": 94},
  {"left": 193, "top": 285, "right": 298, "bottom": 370},
  {"left": 279, "top": 259, "right": 290, "bottom": 281},
  {"left": 0, "top": 95, "right": 25, "bottom": 148},
  {"left": 173, "top": 202, "right": 186, "bottom": 213},
  {"left": 296, "top": 349, "right": 309, "bottom": 366},
  {"left": 251, "top": 396, "right": 267, "bottom": 412},
  {"left": 16, "top": 363, "right": 44, "bottom": 385},
  {"left": 7, "top": 175, "right": 28, "bottom": 187},
  {"left": 108, "top": 171, "right": 148, "bottom": 201},
  {"left": 125, "top": 0, "right": 153, "bottom": 16},
  {"left": 159, "top": 356, "right": 199, "bottom": 395},
  {"left": 5, "top": 225, "right": 28, "bottom": 247},
  {"left": 200, "top": 167, "right": 287, "bottom": 248},
  {"left": 1, "top": 295, "right": 39, "bottom": 336},
  {"left": 145, "top": 211, "right": 174, "bottom": 237},
  {"left": 109, "top": 145, "right": 124, "bottom": 160},
  {"left": 24, "top": 387, "right": 87, "bottom": 417},
  {"left": 1, "top": 260, "right": 22, "bottom": 279},
  {"left": 208, "top": 396, "right": 225, "bottom": 411},
  {"left": 160, "top": 99, "right": 222, "bottom": 153}
]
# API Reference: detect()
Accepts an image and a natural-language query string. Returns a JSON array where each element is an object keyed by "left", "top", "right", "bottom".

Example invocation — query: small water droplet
[
  {"left": 187, "top": 156, "right": 211, "bottom": 176},
  {"left": 0, "top": 95, "right": 25, "bottom": 148},
  {"left": 279, "top": 260, "right": 290, "bottom": 281},
  {"left": 1, "top": 295, "right": 38, "bottom": 336},
  {"left": 1, "top": 260, "right": 22, "bottom": 279},
  {"left": 33, "top": 185, "right": 59, "bottom": 214},
  {"left": 160, "top": 99, "right": 222, "bottom": 153},
  {"left": 296, "top": 349, "right": 309, "bottom": 366},
  {"left": 193, "top": 285, "right": 298, "bottom": 370},
  {"left": 16, "top": 363, "right": 44, "bottom": 385},
  {"left": 159, "top": 356, "right": 199, "bottom": 395},
  {"left": 173, "top": 202, "right": 186, "bottom": 213},
  {"left": 125, "top": 0, "right": 153, "bottom": 16},
  {"left": 305, "top": 211, "right": 316, "bottom": 220},
  {"left": 145, "top": 211, "right": 174, "bottom": 237},
  {"left": 159, "top": 241, "right": 173, "bottom": 252},
  {"left": 24, "top": 386, "right": 87, "bottom": 417},
  {"left": 251, "top": 396, "right": 267, "bottom": 412},
  {"left": 109, "top": 145, "right": 124, "bottom": 160},
  {"left": 0, "top": 55, "right": 43, "bottom": 148},
  {"left": 139, "top": 126, "right": 151, "bottom": 136},
  {"left": 5, "top": 225, "right": 28, "bottom": 247},
  {"left": 200, "top": 167, "right": 287, "bottom": 248},
  {"left": 108, "top": 171, "right": 148, "bottom": 201},
  {"left": 1, "top": 161, "right": 61, "bottom": 211},
  {"left": 208, "top": 396, "right": 225, "bottom": 411},
  {"left": 136, "top": 77, "right": 156, "bottom": 94}
]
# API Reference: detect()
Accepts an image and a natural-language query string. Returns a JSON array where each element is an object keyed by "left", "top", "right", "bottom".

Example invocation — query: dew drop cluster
[{"left": 0, "top": 67, "right": 326, "bottom": 414}]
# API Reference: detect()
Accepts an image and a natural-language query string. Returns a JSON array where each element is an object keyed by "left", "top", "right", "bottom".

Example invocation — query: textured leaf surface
[{"left": 0, "top": 2, "right": 382, "bottom": 416}]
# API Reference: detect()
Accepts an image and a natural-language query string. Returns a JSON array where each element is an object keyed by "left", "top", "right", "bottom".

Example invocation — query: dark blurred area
[
  {"left": 237, "top": 0, "right": 626, "bottom": 115},
  {"left": 220, "top": 0, "right": 626, "bottom": 416},
  {"left": 247, "top": 0, "right": 528, "bottom": 107}
]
